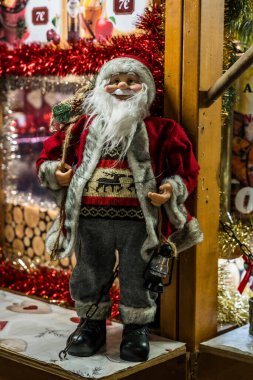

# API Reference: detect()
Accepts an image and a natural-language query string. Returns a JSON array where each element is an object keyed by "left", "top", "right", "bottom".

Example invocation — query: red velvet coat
[{"left": 37, "top": 115, "right": 202, "bottom": 257}]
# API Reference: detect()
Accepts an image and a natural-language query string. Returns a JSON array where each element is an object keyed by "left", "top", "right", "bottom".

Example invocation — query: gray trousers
[{"left": 70, "top": 218, "right": 157, "bottom": 324}]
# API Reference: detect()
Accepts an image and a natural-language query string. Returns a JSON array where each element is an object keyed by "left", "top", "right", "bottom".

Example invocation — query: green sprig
[{"left": 53, "top": 102, "right": 72, "bottom": 124}]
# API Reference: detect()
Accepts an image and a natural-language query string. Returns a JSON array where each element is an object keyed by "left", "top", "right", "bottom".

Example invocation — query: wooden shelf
[
  {"left": 0, "top": 345, "right": 187, "bottom": 380},
  {"left": 198, "top": 325, "right": 253, "bottom": 380}
]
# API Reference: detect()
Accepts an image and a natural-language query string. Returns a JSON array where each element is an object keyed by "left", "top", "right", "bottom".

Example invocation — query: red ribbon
[{"left": 238, "top": 255, "right": 253, "bottom": 294}]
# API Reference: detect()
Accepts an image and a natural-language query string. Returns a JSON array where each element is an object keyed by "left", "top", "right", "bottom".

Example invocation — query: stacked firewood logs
[{"left": 4, "top": 203, "right": 76, "bottom": 269}]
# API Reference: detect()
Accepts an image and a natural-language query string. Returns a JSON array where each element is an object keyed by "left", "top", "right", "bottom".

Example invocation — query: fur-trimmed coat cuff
[
  {"left": 75, "top": 301, "right": 111, "bottom": 319},
  {"left": 119, "top": 304, "right": 156, "bottom": 324},
  {"left": 162, "top": 175, "right": 188, "bottom": 230},
  {"left": 169, "top": 217, "right": 203, "bottom": 253},
  {"left": 38, "top": 161, "right": 61, "bottom": 190}
]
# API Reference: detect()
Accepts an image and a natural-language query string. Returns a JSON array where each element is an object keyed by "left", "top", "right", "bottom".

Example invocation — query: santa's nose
[{"left": 118, "top": 81, "right": 128, "bottom": 89}]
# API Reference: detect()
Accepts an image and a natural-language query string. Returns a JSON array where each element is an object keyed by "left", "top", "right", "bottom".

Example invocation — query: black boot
[
  {"left": 67, "top": 319, "right": 106, "bottom": 357},
  {"left": 120, "top": 324, "right": 149, "bottom": 362}
]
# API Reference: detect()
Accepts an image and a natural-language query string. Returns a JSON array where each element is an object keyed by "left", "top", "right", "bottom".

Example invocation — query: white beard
[{"left": 83, "top": 83, "right": 150, "bottom": 160}]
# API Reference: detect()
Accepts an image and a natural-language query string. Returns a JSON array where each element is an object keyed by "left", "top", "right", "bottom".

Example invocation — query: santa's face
[
  {"left": 104, "top": 72, "right": 142, "bottom": 101},
  {"left": 84, "top": 71, "right": 149, "bottom": 160}
]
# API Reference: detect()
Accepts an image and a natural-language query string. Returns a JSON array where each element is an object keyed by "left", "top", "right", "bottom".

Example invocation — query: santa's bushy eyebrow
[
  {"left": 110, "top": 73, "right": 120, "bottom": 78},
  {"left": 127, "top": 71, "right": 138, "bottom": 77},
  {"left": 109, "top": 72, "right": 139, "bottom": 78}
]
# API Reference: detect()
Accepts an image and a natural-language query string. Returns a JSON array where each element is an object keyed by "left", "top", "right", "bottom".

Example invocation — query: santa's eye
[
  {"left": 111, "top": 78, "right": 120, "bottom": 84},
  {"left": 127, "top": 79, "right": 135, "bottom": 85}
]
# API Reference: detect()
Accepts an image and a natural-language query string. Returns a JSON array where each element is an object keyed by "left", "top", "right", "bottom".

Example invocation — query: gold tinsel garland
[
  {"left": 218, "top": 218, "right": 253, "bottom": 325},
  {"left": 218, "top": 219, "right": 253, "bottom": 259},
  {"left": 218, "top": 263, "right": 250, "bottom": 326}
]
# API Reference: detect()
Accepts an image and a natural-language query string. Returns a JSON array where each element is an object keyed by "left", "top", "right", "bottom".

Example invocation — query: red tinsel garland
[
  {"left": 0, "top": 259, "right": 73, "bottom": 305},
  {"left": 0, "top": 6, "right": 164, "bottom": 113},
  {"left": 0, "top": 259, "right": 120, "bottom": 318}
]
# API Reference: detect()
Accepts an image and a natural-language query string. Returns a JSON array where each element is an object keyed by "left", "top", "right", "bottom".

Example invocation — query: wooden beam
[
  {"left": 160, "top": 0, "right": 183, "bottom": 340},
  {"left": 179, "top": 0, "right": 224, "bottom": 349},
  {"left": 161, "top": 0, "right": 224, "bottom": 349},
  {"left": 163, "top": 0, "right": 183, "bottom": 122}
]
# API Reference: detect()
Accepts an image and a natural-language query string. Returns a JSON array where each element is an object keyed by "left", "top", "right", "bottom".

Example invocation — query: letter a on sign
[{"left": 114, "top": 0, "right": 135, "bottom": 15}]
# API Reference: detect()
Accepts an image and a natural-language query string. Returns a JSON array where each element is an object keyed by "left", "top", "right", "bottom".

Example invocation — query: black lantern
[{"left": 143, "top": 243, "right": 175, "bottom": 293}]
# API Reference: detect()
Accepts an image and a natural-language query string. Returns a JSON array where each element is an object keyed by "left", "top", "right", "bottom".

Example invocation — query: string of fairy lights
[{"left": 0, "top": 75, "right": 91, "bottom": 208}]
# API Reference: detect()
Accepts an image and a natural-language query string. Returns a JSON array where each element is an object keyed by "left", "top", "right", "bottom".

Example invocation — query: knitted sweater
[{"left": 80, "top": 148, "right": 144, "bottom": 220}]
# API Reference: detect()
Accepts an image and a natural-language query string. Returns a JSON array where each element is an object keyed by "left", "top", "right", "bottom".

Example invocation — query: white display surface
[
  {"left": 0, "top": 290, "right": 185, "bottom": 378},
  {"left": 201, "top": 325, "right": 253, "bottom": 358}
]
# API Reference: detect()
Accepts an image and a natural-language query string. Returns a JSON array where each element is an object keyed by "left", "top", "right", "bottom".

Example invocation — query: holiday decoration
[
  {"left": 219, "top": 220, "right": 253, "bottom": 293},
  {"left": 0, "top": 4, "right": 164, "bottom": 273},
  {"left": 94, "top": 16, "right": 113, "bottom": 42},
  {"left": 0, "top": 76, "right": 89, "bottom": 198},
  {"left": 218, "top": 218, "right": 253, "bottom": 259},
  {"left": 0, "top": 0, "right": 63, "bottom": 46},
  {"left": 0, "top": 5, "right": 164, "bottom": 332},
  {"left": 79, "top": 0, "right": 150, "bottom": 40},
  {"left": 0, "top": 253, "right": 120, "bottom": 318},
  {"left": 36, "top": 48, "right": 202, "bottom": 360},
  {"left": 0, "top": 1, "right": 155, "bottom": 47},
  {"left": 218, "top": 262, "right": 250, "bottom": 326},
  {"left": 53, "top": 102, "right": 73, "bottom": 124},
  {"left": 0, "top": 5, "right": 164, "bottom": 115},
  {"left": 0, "top": 253, "right": 73, "bottom": 306},
  {"left": 0, "top": 75, "right": 93, "bottom": 271},
  {"left": 239, "top": 258, "right": 253, "bottom": 293}
]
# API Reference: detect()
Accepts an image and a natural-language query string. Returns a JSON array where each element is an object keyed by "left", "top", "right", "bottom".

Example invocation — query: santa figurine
[{"left": 36, "top": 56, "right": 203, "bottom": 362}]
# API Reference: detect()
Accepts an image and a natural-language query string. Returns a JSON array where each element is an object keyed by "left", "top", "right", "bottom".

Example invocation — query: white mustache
[{"left": 112, "top": 89, "right": 135, "bottom": 96}]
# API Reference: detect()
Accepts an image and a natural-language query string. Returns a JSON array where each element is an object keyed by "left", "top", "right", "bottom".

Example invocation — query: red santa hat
[{"left": 95, "top": 56, "right": 156, "bottom": 106}]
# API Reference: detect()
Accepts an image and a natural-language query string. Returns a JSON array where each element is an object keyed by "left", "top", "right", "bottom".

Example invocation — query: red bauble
[
  {"left": 95, "top": 17, "right": 113, "bottom": 41},
  {"left": 52, "top": 33, "right": 61, "bottom": 45},
  {"left": 46, "top": 29, "right": 55, "bottom": 42}
]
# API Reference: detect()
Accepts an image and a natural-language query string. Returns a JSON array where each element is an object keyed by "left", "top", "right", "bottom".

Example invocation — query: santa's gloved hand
[
  {"left": 55, "top": 163, "right": 73, "bottom": 187},
  {"left": 148, "top": 184, "right": 172, "bottom": 207}
]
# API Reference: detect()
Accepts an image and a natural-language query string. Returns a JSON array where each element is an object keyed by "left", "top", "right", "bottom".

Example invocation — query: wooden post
[
  {"left": 161, "top": 0, "right": 224, "bottom": 349},
  {"left": 160, "top": 0, "right": 183, "bottom": 340}
]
